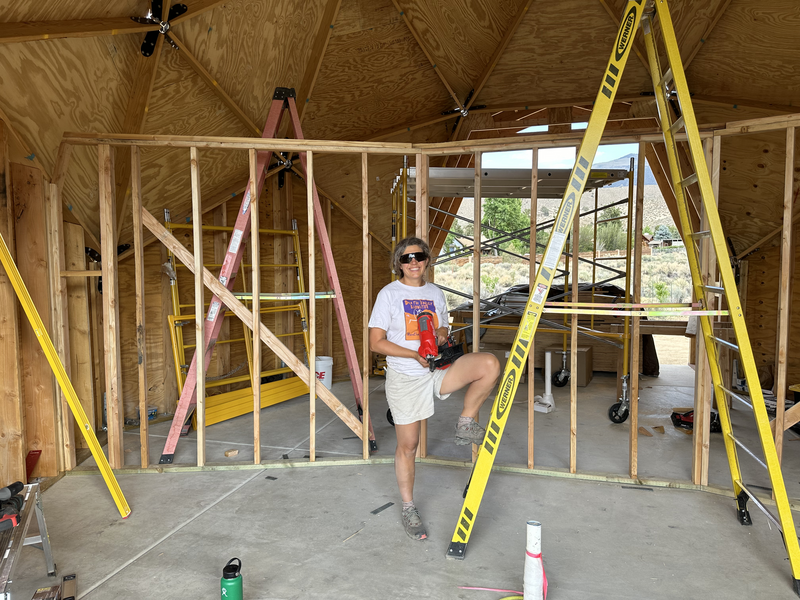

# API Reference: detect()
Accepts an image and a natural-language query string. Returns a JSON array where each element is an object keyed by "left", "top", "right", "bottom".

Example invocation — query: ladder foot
[
  {"left": 793, "top": 578, "right": 800, "bottom": 597},
  {"left": 369, "top": 440, "right": 378, "bottom": 453},
  {"left": 736, "top": 491, "right": 752, "bottom": 526},
  {"left": 159, "top": 454, "right": 174, "bottom": 465},
  {"left": 447, "top": 541, "right": 467, "bottom": 560}
]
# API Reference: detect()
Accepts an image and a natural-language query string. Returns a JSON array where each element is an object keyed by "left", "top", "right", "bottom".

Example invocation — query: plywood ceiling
[{"left": 0, "top": 0, "right": 798, "bottom": 249}]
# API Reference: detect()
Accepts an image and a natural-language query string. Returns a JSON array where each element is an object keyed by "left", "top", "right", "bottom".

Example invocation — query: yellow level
[
  {"left": 0, "top": 231, "right": 131, "bottom": 519},
  {"left": 446, "top": 0, "right": 646, "bottom": 560}
]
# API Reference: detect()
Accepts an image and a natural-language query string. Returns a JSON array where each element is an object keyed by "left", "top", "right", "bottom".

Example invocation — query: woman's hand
[
  {"left": 413, "top": 352, "right": 430, "bottom": 369},
  {"left": 436, "top": 327, "right": 449, "bottom": 346}
]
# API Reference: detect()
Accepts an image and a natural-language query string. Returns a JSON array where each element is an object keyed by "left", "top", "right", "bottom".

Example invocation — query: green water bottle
[{"left": 220, "top": 558, "right": 242, "bottom": 600}]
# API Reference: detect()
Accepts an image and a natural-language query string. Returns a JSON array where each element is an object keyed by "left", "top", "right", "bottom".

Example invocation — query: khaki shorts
[{"left": 385, "top": 366, "right": 451, "bottom": 425}]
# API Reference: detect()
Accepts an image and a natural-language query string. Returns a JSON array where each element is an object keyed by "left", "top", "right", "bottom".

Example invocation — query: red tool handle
[{"left": 417, "top": 311, "right": 438, "bottom": 360}]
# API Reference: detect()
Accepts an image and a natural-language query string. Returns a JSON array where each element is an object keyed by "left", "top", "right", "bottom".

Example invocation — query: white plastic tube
[{"left": 523, "top": 520, "right": 547, "bottom": 600}]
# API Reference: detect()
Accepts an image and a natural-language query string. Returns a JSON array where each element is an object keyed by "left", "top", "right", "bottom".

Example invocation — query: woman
[{"left": 368, "top": 236, "right": 500, "bottom": 541}]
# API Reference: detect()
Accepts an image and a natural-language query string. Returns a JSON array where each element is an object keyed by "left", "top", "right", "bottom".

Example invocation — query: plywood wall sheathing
[
  {"left": 11, "top": 162, "right": 59, "bottom": 477},
  {"left": 0, "top": 122, "right": 26, "bottom": 484}
]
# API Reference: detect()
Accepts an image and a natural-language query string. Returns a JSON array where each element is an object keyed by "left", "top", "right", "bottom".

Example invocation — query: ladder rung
[
  {"left": 688, "top": 230, "right": 711, "bottom": 239},
  {"left": 735, "top": 480, "right": 782, "bottom": 531},
  {"left": 711, "top": 336, "right": 739, "bottom": 353},
  {"left": 719, "top": 386, "right": 753, "bottom": 410},
  {"left": 659, "top": 67, "right": 673, "bottom": 88},
  {"left": 670, "top": 116, "right": 685, "bottom": 134},
  {"left": 703, "top": 285, "right": 725, "bottom": 295},
  {"left": 680, "top": 173, "right": 698, "bottom": 188},
  {"left": 727, "top": 433, "right": 768, "bottom": 471}
]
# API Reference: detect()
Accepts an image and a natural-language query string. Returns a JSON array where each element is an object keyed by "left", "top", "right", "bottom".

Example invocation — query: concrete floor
[{"left": 8, "top": 365, "right": 800, "bottom": 598}]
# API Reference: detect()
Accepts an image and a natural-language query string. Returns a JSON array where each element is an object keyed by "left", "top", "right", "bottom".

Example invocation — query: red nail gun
[{"left": 417, "top": 311, "right": 465, "bottom": 372}]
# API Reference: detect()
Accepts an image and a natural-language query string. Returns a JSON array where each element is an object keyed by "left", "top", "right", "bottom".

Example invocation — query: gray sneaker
[
  {"left": 402, "top": 507, "right": 427, "bottom": 540},
  {"left": 455, "top": 419, "right": 486, "bottom": 446}
]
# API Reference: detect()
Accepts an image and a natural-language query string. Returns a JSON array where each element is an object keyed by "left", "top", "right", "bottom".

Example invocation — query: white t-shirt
[{"left": 368, "top": 279, "right": 448, "bottom": 377}]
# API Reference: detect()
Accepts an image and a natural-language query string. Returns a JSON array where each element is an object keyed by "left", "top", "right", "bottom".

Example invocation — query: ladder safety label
[
  {"left": 229, "top": 229, "right": 244, "bottom": 254},
  {"left": 542, "top": 232, "right": 566, "bottom": 270},
  {"left": 207, "top": 301, "right": 220, "bottom": 322},
  {"left": 242, "top": 191, "right": 251, "bottom": 215},
  {"left": 219, "top": 275, "right": 227, "bottom": 286},
  {"left": 532, "top": 283, "right": 548, "bottom": 306}
]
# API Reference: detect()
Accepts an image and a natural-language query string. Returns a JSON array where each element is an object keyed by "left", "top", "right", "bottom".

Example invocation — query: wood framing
[
  {"left": 416, "top": 152, "right": 429, "bottom": 458},
  {"left": 190, "top": 146, "right": 206, "bottom": 467},
  {"left": 131, "top": 147, "right": 149, "bottom": 468},
  {"left": 569, "top": 203, "right": 579, "bottom": 475},
  {"left": 0, "top": 121, "right": 26, "bottom": 484},
  {"left": 774, "top": 126, "right": 795, "bottom": 461},
  {"left": 64, "top": 222, "right": 93, "bottom": 451},
  {"left": 527, "top": 148, "right": 538, "bottom": 470},
  {"left": 45, "top": 181, "right": 76, "bottom": 471},
  {"left": 98, "top": 145, "right": 125, "bottom": 469},
  {"left": 307, "top": 151, "right": 317, "bottom": 463},
  {"left": 249, "top": 149, "right": 261, "bottom": 465},
  {"left": 629, "top": 142, "right": 646, "bottom": 479},
  {"left": 12, "top": 161, "right": 58, "bottom": 477},
  {"left": 361, "top": 152, "right": 370, "bottom": 461}
]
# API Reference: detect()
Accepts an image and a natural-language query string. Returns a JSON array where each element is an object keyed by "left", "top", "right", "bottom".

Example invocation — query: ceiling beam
[
  {"left": 0, "top": 0, "right": 227, "bottom": 45},
  {"left": 366, "top": 111, "right": 458, "bottom": 142},
  {"left": 0, "top": 18, "right": 155, "bottom": 44},
  {"left": 465, "top": 0, "right": 535, "bottom": 111},
  {"left": 170, "top": 33, "right": 261, "bottom": 136},
  {"left": 297, "top": 0, "right": 342, "bottom": 122},
  {"left": 390, "top": 0, "right": 464, "bottom": 112},
  {"left": 690, "top": 95, "right": 800, "bottom": 115},
  {"left": 682, "top": 0, "right": 732, "bottom": 70},
  {"left": 364, "top": 95, "right": 644, "bottom": 142}
]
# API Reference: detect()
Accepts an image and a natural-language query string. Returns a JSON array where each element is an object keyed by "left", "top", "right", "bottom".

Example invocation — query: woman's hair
[{"left": 391, "top": 236, "right": 431, "bottom": 279}]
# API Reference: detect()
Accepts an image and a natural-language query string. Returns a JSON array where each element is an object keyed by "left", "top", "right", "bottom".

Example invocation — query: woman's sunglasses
[{"left": 399, "top": 251, "right": 428, "bottom": 264}]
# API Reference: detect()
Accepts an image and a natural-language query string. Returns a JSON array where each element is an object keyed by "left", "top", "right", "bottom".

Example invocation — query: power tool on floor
[
  {"left": 0, "top": 481, "right": 24, "bottom": 531},
  {"left": 416, "top": 311, "right": 464, "bottom": 372}
]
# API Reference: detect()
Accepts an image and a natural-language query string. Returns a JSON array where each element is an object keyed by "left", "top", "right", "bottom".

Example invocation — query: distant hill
[{"left": 593, "top": 153, "right": 657, "bottom": 186}]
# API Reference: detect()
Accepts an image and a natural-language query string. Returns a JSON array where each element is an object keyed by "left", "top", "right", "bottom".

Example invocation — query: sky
[{"left": 481, "top": 123, "right": 639, "bottom": 169}]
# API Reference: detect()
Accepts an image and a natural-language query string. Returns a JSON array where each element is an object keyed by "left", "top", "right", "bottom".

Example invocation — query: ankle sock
[
  {"left": 458, "top": 416, "right": 474, "bottom": 427},
  {"left": 402, "top": 500, "right": 415, "bottom": 511}
]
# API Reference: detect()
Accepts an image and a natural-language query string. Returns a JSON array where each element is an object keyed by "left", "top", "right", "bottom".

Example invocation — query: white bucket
[{"left": 315, "top": 356, "right": 333, "bottom": 390}]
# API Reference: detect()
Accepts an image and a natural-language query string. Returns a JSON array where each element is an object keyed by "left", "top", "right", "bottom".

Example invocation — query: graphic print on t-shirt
[{"left": 403, "top": 299, "right": 439, "bottom": 340}]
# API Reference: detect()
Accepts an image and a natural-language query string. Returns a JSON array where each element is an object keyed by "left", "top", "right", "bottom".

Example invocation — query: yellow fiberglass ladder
[{"left": 446, "top": 1, "right": 800, "bottom": 594}]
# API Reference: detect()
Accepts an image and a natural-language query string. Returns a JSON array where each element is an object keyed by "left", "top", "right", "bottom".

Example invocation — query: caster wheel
[
  {"left": 387, "top": 408, "right": 395, "bottom": 427},
  {"left": 552, "top": 371, "right": 570, "bottom": 387},
  {"left": 608, "top": 402, "right": 629, "bottom": 423}
]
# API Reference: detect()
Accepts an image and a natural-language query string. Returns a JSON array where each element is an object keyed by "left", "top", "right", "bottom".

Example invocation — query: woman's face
[{"left": 399, "top": 244, "right": 427, "bottom": 284}]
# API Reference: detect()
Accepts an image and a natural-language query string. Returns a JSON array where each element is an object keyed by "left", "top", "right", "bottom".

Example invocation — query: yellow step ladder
[
  {"left": 447, "top": 1, "right": 800, "bottom": 594},
  {"left": 0, "top": 232, "right": 130, "bottom": 519}
]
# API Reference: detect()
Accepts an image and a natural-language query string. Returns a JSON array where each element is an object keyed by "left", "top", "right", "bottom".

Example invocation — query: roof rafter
[
  {"left": 365, "top": 95, "right": 643, "bottom": 142},
  {"left": 297, "top": 0, "right": 342, "bottom": 123},
  {"left": 464, "top": 0, "right": 535, "bottom": 112},
  {"left": 683, "top": 0, "right": 732, "bottom": 69},
  {"left": 0, "top": 0, "right": 227, "bottom": 45},
  {"left": 114, "top": 0, "right": 171, "bottom": 238},
  {"left": 171, "top": 33, "right": 261, "bottom": 136},
  {"left": 390, "top": 0, "right": 464, "bottom": 112},
  {"left": 597, "top": 0, "right": 649, "bottom": 72}
]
